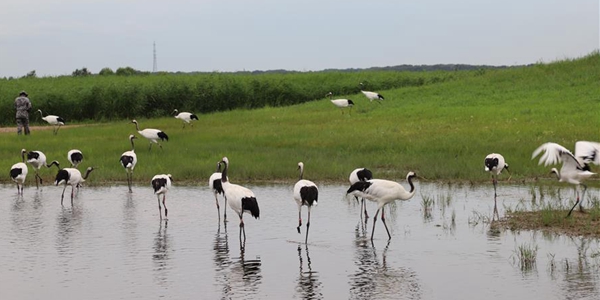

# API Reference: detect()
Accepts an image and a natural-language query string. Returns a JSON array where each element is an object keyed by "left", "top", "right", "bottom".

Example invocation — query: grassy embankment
[{"left": 0, "top": 53, "right": 598, "bottom": 188}]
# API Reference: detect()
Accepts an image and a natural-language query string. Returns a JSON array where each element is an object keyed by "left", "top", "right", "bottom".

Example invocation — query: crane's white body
[
  {"left": 151, "top": 174, "right": 172, "bottom": 219},
  {"left": 173, "top": 109, "right": 199, "bottom": 128},
  {"left": 532, "top": 142, "right": 598, "bottom": 216},
  {"left": 349, "top": 167, "right": 373, "bottom": 219},
  {"left": 55, "top": 167, "right": 94, "bottom": 205},
  {"left": 293, "top": 162, "right": 319, "bottom": 243},
  {"left": 209, "top": 162, "right": 228, "bottom": 222},
  {"left": 347, "top": 172, "right": 417, "bottom": 240},
  {"left": 327, "top": 92, "right": 354, "bottom": 114},
  {"left": 120, "top": 135, "right": 137, "bottom": 192},
  {"left": 359, "top": 83, "right": 384, "bottom": 102},
  {"left": 37, "top": 110, "right": 65, "bottom": 134},
  {"left": 10, "top": 149, "right": 28, "bottom": 195},
  {"left": 220, "top": 157, "right": 260, "bottom": 242},
  {"left": 132, "top": 120, "right": 168, "bottom": 150},
  {"left": 68, "top": 149, "right": 83, "bottom": 168}
]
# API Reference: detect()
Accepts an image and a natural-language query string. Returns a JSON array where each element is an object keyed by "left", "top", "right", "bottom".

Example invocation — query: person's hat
[{"left": 19, "top": 91, "right": 28, "bottom": 96}]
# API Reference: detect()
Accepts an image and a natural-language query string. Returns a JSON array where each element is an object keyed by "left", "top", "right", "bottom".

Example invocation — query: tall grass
[
  {"left": 0, "top": 52, "right": 598, "bottom": 185},
  {"left": 0, "top": 70, "right": 458, "bottom": 126}
]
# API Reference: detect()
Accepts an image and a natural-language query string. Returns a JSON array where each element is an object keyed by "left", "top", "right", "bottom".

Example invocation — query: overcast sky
[{"left": 0, "top": 0, "right": 598, "bottom": 77}]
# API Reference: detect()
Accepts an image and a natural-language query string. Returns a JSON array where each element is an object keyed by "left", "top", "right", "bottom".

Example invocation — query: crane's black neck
[
  {"left": 221, "top": 161, "right": 229, "bottom": 183},
  {"left": 133, "top": 121, "right": 140, "bottom": 131},
  {"left": 83, "top": 168, "right": 94, "bottom": 180},
  {"left": 130, "top": 137, "right": 135, "bottom": 151},
  {"left": 407, "top": 176, "right": 415, "bottom": 193}
]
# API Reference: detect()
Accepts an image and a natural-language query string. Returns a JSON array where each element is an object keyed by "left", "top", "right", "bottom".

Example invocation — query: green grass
[{"left": 1, "top": 52, "right": 599, "bottom": 185}]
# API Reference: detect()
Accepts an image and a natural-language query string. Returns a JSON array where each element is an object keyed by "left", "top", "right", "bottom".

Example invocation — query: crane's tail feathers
[{"left": 242, "top": 197, "right": 260, "bottom": 219}]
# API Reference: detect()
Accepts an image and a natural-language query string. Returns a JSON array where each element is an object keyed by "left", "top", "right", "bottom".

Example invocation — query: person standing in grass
[{"left": 15, "top": 90, "right": 32, "bottom": 135}]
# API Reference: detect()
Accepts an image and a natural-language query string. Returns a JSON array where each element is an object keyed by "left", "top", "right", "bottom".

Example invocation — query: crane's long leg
[
  {"left": 305, "top": 207, "right": 311, "bottom": 244},
  {"left": 214, "top": 193, "right": 221, "bottom": 222},
  {"left": 566, "top": 185, "right": 581, "bottom": 218},
  {"left": 239, "top": 214, "right": 246, "bottom": 243},
  {"left": 35, "top": 171, "right": 41, "bottom": 189},
  {"left": 61, "top": 184, "right": 68, "bottom": 205},
  {"left": 371, "top": 208, "right": 381, "bottom": 241},
  {"left": 70, "top": 186, "right": 75, "bottom": 206},
  {"left": 492, "top": 175, "right": 498, "bottom": 197},
  {"left": 297, "top": 207, "right": 302, "bottom": 234},
  {"left": 157, "top": 195, "right": 162, "bottom": 220},
  {"left": 380, "top": 206, "right": 391, "bottom": 240},
  {"left": 162, "top": 194, "right": 168, "bottom": 218},
  {"left": 362, "top": 198, "right": 369, "bottom": 219},
  {"left": 223, "top": 196, "right": 228, "bottom": 222},
  {"left": 579, "top": 184, "right": 588, "bottom": 213}
]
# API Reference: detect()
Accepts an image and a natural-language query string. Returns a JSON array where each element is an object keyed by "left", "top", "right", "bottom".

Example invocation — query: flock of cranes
[{"left": 8, "top": 100, "right": 600, "bottom": 245}]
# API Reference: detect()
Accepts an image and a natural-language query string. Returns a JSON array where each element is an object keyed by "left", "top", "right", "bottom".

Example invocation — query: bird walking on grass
[
  {"left": 347, "top": 172, "right": 418, "bottom": 241},
  {"left": 68, "top": 149, "right": 83, "bottom": 168},
  {"left": 327, "top": 92, "right": 354, "bottom": 115},
  {"left": 37, "top": 109, "right": 65, "bottom": 135},
  {"left": 132, "top": 119, "right": 169, "bottom": 150},
  {"left": 294, "top": 162, "right": 319, "bottom": 244},
  {"left": 359, "top": 82, "right": 384, "bottom": 103},
  {"left": 532, "top": 142, "right": 599, "bottom": 217},
  {"left": 173, "top": 109, "right": 199, "bottom": 128}
]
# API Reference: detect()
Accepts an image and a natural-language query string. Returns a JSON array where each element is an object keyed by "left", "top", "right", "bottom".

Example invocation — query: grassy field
[{"left": 1, "top": 53, "right": 598, "bottom": 186}]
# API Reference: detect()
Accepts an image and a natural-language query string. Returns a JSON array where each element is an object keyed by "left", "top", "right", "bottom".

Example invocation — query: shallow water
[{"left": 1, "top": 182, "right": 600, "bottom": 300}]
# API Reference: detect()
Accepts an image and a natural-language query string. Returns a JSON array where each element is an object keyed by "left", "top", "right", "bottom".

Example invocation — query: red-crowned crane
[
  {"left": 326, "top": 92, "right": 354, "bottom": 115},
  {"left": 151, "top": 174, "right": 172, "bottom": 220},
  {"left": 219, "top": 157, "right": 260, "bottom": 244},
  {"left": 54, "top": 167, "right": 95, "bottom": 205},
  {"left": 484, "top": 153, "right": 511, "bottom": 197},
  {"left": 10, "top": 149, "right": 28, "bottom": 195},
  {"left": 294, "top": 162, "right": 319, "bottom": 244},
  {"left": 68, "top": 149, "right": 83, "bottom": 168},
  {"left": 209, "top": 162, "right": 228, "bottom": 222},
  {"left": 349, "top": 167, "right": 373, "bottom": 220},
  {"left": 120, "top": 135, "right": 137, "bottom": 193},
  {"left": 173, "top": 109, "right": 199, "bottom": 128},
  {"left": 26, "top": 150, "right": 59, "bottom": 188},
  {"left": 132, "top": 119, "right": 169, "bottom": 150},
  {"left": 359, "top": 82, "right": 385, "bottom": 103},
  {"left": 37, "top": 109, "right": 65, "bottom": 135},
  {"left": 347, "top": 172, "right": 418, "bottom": 241},
  {"left": 532, "top": 142, "right": 599, "bottom": 216}
]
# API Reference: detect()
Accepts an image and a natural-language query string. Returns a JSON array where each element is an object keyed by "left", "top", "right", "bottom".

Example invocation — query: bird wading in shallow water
[
  {"left": 347, "top": 172, "right": 418, "bottom": 241},
  {"left": 10, "top": 149, "right": 28, "bottom": 195},
  {"left": 120, "top": 135, "right": 138, "bottom": 193},
  {"left": 219, "top": 157, "right": 260, "bottom": 245},
  {"left": 55, "top": 167, "right": 95, "bottom": 205},
  {"left": 294, "top": 162, "right": 319, "bottom": 244},
  {"left": 26, "top": 150, "right": 59, "bottom": 188},
  {"left": 532, "top": 142, "right": 599, "bottom": 217},
  {"left": 484, "top": 153, "right": 511, "bottom": 198},
  {"left": 152, "top": 174, "right": 172, "bottom": 220},
  {"left": 209, "top": 162, "right": 228, "bottom": 223},
  {"left": 349, "top": 167, "right": 373, "bottom": 221}
]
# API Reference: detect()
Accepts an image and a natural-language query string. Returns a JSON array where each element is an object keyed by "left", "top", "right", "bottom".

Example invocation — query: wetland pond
[{"left": 1, "top": 182, "right": 600, "bottom": 300}]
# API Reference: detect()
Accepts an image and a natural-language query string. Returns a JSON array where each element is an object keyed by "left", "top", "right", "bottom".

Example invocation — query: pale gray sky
[{"left": 0, "top": 0, "right": 598, "bottom": 77}]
